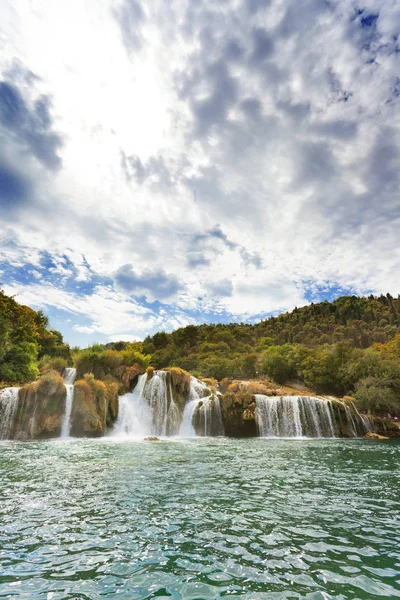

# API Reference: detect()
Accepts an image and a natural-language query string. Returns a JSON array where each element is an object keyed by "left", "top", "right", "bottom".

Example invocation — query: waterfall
[
  {"left": 0, "top": 387, "right": 19, "bottom": 440},
  {"left": 115, "top": 374, "right": 150, "bottom": 437},
  {"left": 115, "top": 372, "right": 225, "bottom": 438},
  {"left": 180, "top": 377, "right": 207, "bottom": 437},
  {"left": 115, "top": 372, "right": 173, "bottom": 437},
  {"left": 167, "top": 380, "right": 181, "bottom": 436},
  {"left": 146, "top": 371, "right": 169, "bottom": 435},
  {"left": 196, "top": 394, "right": 224, "bottom": 436},
  {"left": 255, "top": 395, "right": 341, "bottom": 438},
  {"left": 180, "top": 377, "right": 224, "bottom": 437},
  {"left": 61, "top": 368, "right": 77, "bottom": 438}
]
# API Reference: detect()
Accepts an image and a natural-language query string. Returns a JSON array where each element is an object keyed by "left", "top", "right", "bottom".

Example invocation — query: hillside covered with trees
[
  {"left": 2, "top": 289, "right": 400, "bottom": 416},
  {"left": 138, "top": 294, "right": 400, "bottom": 415},
  {"left": 0, "top": 289, "right": 71, "bottom": 383}
]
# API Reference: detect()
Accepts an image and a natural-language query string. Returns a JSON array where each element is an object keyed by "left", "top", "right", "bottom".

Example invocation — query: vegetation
[
  {"left": 3, "top": 288, "right": 400, "bottom": 417},
  {"left": 0, "top": 288, "right": 71, "bottom": 384},
  {"left": 140, "top": 294, "right": 400, "bottom": 415},
  {"left": 73, "top": 342, "right": 151, "bottom": 392},
  {"left": 70, "top": 373, "right": 119, "bottom": 436}
]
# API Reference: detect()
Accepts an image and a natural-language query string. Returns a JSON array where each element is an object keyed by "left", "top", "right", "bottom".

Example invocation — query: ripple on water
[{"left": 0, "top": 438, "right": 399, "bottom": 599}]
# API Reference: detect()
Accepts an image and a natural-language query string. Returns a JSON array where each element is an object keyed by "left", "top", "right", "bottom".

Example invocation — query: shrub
[
  {"left": 260, "top": 345, "right": 298, "bottom": 384},
  {"left": 355, "top": 376, "right": 400, "bottom": 415},
  {"left": 38, "top": 355, "right": 68, "bottom": 374},
  {"left": 36, "top": 370, "right": 65, "bottom": 396}
]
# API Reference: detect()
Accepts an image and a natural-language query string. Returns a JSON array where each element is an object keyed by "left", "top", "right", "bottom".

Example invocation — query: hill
[{"left": 137, "top": 294, "right": 400, "bottom": 415}]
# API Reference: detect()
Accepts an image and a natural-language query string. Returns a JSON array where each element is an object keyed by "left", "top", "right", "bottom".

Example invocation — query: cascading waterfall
[
  {"left": 180, "top": 377, "right": 207, "bottom": 437},
  {"left": 254, "top": 395, "right": 368, "bottom": 438},
  {"left": 115, "top": 372, "right": 173, "bottom": 437},
  {"left": 180, "top": 377, "right": 224, "bottom": 437},
  {"left": 167, "top": 380, "right": 181, "bottom": 436},
  {"left": 115, "top": 374, "right": 150, "bottom": 437},
  {"left": 0, "top": 387, "right": 19, "bottom": 440},
  {"left": 61, "top": 368, "right": 77, "bottom": 438},
  {"left": 115, "top": 372, "right": 225, "bottom": 438}
]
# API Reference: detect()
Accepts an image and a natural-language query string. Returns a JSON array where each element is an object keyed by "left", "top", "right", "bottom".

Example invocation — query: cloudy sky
[{"left": 0, "top": 0, "right": 399, "bottom": 346}]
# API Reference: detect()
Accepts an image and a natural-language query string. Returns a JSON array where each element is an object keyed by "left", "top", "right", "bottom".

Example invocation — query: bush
[
  {"left": 36, "top": 370, "right": 65, "bottom": 396},
  {"left": 74, "top": 344, "right": 151, "bottom": 379},
  {"left": 120, "top": 346, "right": 151, "bottom": 369},
  {"left": 355, "top": 376, "right": 400, "bottom": 415},
  {"left": 260, "top": 345, "right": 298, "bottom": 384},
  {"left": 38, "top": 355, "right": 68, "bottom": 374}
]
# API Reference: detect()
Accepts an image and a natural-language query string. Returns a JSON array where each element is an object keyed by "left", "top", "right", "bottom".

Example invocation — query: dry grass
[{"left": 165, "top": 367, "right": 191, "bottom": 395}]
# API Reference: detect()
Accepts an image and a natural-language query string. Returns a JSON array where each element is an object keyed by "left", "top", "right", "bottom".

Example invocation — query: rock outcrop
[
  {"left": 365, "top": 432, "right": 389, "bottom": 440},
  {"left": 70, "top": 375, "right": 119, "bottom": 437},
  {"left": 220, "top": 390, "right": 257, "bottom": 437},
  {"left": 14, "top": 371, "right": 66, "bottom": 440}
]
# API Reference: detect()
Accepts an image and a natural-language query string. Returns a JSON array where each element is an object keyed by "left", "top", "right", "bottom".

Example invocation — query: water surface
[{"left": 0, "top": 438, "right": 399, "bottom": 599}]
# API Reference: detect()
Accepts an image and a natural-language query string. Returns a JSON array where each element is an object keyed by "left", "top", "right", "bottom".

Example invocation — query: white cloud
[{"left": 0, "top": 0, "right": 399, "bottom": 344}]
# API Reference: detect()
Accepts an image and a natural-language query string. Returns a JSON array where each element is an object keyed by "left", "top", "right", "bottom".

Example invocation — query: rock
[
  {"left": 118, "top": 363, "right": 144, "bottom": 392},
  {"left": 70, "top": 380, "right": 104, "bottom": 437},
  {"left": 365, "top": 432, "right": 389, "bottom": 440},
  {"left": 144, "top": 436, "right": 160, "bottom": 441},
  {"left": 14, "top": 373, "right": 66, "bottom": 440}
]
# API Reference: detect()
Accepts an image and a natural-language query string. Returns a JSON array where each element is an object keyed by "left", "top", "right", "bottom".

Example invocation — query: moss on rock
[
  {"left": 165, "top": 367, "right": 191, "bottom": 396},
  {"left": 70, "top": 379, "right": 104, "bottom": 437},
  {"left": 14, "top": 371, "right": 66, "bottom": 440}
]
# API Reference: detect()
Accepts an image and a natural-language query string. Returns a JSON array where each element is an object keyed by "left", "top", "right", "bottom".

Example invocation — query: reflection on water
[{"left": 0, "top": 438, "right": 399, "bottom": 599}]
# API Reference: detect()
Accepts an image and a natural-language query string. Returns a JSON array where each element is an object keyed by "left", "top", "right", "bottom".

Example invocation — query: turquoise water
[{"left": 0, "top": 439, "right": 399, "bottom": 599}]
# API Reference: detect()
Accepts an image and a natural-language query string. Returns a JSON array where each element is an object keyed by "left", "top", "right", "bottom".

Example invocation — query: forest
[{"left": 1, "top": 289, "right": 400, "bottom": 415}]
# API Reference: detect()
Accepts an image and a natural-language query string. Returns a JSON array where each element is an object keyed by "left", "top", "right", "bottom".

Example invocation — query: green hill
[{"left": 138, "top": 294, "right": 400, "bottom": 415}]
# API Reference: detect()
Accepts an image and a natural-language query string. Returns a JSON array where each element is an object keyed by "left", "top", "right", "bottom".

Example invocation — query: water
[
  {"left": 180, "top": 377, "right": 225, "bottom": 437},
  {"left": 180, "top": 377, "right": 208, "bottom": 437},
  {"left": 0, "top": 438, "right": 399, "bottom": 599},
  {"left": 60, "top": 368, "right": 77, "bottom": 438},
  {"left": 116, "top": 372, "right": 225, "bottom": 438},
  {"left": 255, "top": 396, "right": 368, "bottom": 438},
  {"left": 115, "top": 374, "right": 151, "bottom": 437},
  {"left": 0, "top": 387, "right": 19, "bottom": 440}
]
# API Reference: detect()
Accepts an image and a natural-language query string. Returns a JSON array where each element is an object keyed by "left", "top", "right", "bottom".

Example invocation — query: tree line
[{"left": 2, "top": 289, "right": 400, "bottom": 415}]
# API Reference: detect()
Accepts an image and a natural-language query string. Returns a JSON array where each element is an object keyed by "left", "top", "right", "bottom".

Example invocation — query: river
[{"left": 0, "top": 438, "right": 399, "bottom": 598}]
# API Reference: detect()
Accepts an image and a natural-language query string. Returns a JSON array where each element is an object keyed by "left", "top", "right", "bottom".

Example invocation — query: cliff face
[
  {"left": 70, "top": 376, "right": 119, "bottom": 437},
  {"left": 219, "top": 390, "right": 257, "bottom": 437},
  {"left": 217, "top": 379, "right": 309, "bottom": 437},
  {"left": 367, "top": 416, "right": 400, "bottom": 438},
  {"left": 216, "top": 379, "right": 398, "bottom": 438},
  {"left": 8, "top": 371, "right": 120, "bottom": 440},
  {"left": 14, "top": 372, "right": 66, "bottom": 440}
]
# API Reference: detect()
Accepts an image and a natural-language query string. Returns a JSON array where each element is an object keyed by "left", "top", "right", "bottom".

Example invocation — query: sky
[{"left": 0, "top": 0, "right": 399, "bottom": 347}]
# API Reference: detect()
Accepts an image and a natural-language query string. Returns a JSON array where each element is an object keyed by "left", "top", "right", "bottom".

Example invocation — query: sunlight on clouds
[{"left": 0, "top": 0, "right": 399, "bottom": 344}]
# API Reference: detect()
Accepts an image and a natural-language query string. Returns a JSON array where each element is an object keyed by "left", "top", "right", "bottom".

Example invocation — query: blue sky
[{"left": 0, "top": 0, "right": 399, "bottom": 346}]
